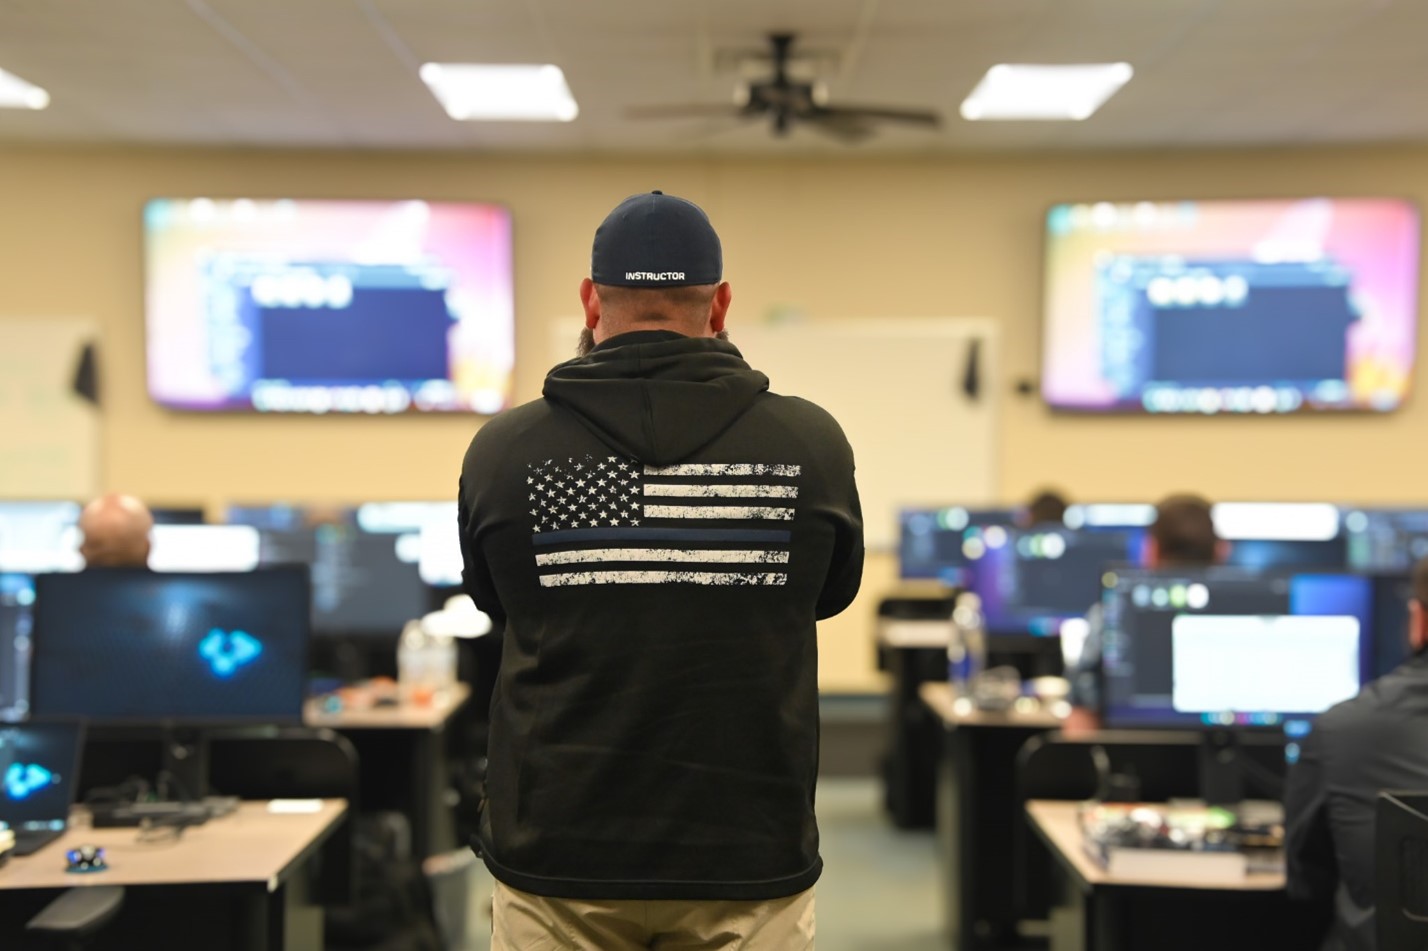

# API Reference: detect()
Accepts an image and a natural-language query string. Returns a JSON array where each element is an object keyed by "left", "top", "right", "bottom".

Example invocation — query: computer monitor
[
  {"left": 148, "top": 525, "right": 262, "bottom": 573},
  {"left": 897, "top": 507, "right": 1021, "bottom": 585},
  {"left": 150, "top": 506, "right": 208, "bottom": 526},
  {"left": 0, "top": 722, "right": 83, "bottom": 844},
  {"left": 1344, "top": 509, "right": 1428, "bottom": 573},
  {"left": 1101, "top": 566, "right": 1372, "bottom": 730},
  {"left": 30, "top": 567, "right": 310, "bottom": 724},
  {"left": 1372, "top": 574, "right": 1415, "bottom": 680},
  {"left": 0, "top": 501, "right": 82, "bottom": 574},
  {"left": 1062, "top": 503, "right": 1157, "bottom": 533},
  {"left": 1212, "top": 502, "right": 1348, "bottom": 569},
  {"left": 0, "top": 574, "right": 34, "bottom": 722},
  {"left": 969, "top": 526, "right": 1140, "bottom": 636},
  {"left": 226, "top": 503, "right": 432, "bottom": 637}
]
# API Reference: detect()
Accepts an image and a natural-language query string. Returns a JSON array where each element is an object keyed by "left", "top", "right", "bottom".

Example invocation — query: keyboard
[
  {"left": 89, "top": 796, "right": 242, "bottom": 828},
  {"left": 13, "top": 828, "right": 64, "bottom": 856}
]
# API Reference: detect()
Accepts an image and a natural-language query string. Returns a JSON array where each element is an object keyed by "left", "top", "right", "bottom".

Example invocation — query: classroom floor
[{"left": 443, "top": 776, "right": 943, "bottom": 951}]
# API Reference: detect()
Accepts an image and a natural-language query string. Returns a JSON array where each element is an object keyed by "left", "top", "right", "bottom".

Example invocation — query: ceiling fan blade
[
  {"left": 624, "top": 104, "right": 752, "bottom": 121},
  {"left": 801, "top": 111, "right": 877, "bottom": 144},
  {"left": 815, "top": 105, "right": 942, "bottom": 128},
  {"left": 682, "top": 116, "right": 765, "bottom": 143}
]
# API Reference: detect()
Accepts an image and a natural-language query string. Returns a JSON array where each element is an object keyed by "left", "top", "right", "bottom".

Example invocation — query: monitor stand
[
  {"left": 1198, "top": 728, "right": 1246, "bottom": 807},
  {"left": 159, "top": 726, "right": 209, "bottom": 802}
]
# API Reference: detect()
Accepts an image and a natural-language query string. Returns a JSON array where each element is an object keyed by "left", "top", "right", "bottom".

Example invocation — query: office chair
[
  {"left": 1377, "top": 791, "right": 1428, "bottom": 950},
  {"left": 25, "top": 886, "right": 125, "bottom": 951},
  {"left": 207, "top": 726, "right": 360, "bottom": 906}
]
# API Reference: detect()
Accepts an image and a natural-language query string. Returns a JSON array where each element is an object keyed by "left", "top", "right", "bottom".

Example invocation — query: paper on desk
[{"left": 267, "top": 799, "right": 323, "bottom": 814}]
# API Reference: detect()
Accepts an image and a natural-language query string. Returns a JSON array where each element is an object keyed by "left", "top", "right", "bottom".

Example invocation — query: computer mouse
[{"left": 65, "top": 845, "right": 108, "bottom": 873}]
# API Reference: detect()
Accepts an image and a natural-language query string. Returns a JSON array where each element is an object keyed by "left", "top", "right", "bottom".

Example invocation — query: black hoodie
[{"left": 458, "top": 330, "right": 864, "bottom": 901}]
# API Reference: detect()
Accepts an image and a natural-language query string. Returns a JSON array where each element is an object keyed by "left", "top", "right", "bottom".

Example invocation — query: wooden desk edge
[
  {"left": 0, "top": 800, "right": 349, "bottom": 892},
  {"left": 270, "top": 798, "right": 350, "bottom": 891},
  {"left": 1024, "top": 799, "right": 1287, "bottom": 893}
]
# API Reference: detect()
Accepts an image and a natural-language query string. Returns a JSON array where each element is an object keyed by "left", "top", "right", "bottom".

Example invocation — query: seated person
[
  {"left": 1062, "top": 493, "right": 1225, "bottom": 736},
  {"left": 1285, "top": 556, "right": 1428, "bottom": 951},
  {"left": 1022, "top": 488, "right": 1069, "bottom": 527},
  {"left": 77, "top": 493, "right": 153, "bottom": 568}
]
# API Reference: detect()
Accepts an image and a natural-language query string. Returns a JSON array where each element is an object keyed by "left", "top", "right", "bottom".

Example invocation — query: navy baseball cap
[{"left": 591, "top": 191, "right": 722, "bottom": 288}]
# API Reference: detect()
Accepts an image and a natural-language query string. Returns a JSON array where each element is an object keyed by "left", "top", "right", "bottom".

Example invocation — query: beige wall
[{"left": 2, "top": 143, "right": 1426, "bottom": 691}]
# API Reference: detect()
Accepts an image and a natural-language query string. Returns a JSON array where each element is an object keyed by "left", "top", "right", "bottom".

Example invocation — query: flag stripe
[
  {"left": 643, "top": 483, "right": 798, "bottom": 499},
  {"left": 532, "top": 527, "right": 792, "bottom": 546},
  {"left": 540, "top": 570, "right": 787, "bottom": 587},
  {"left": 644, "top": 505, "right": 794, "bottom": 521},
  {"left": 644, "top": 463, "right": 801, "bottom": 477},
  {"left": 537, "top": 548, "right": 791, "bottom": 566}
]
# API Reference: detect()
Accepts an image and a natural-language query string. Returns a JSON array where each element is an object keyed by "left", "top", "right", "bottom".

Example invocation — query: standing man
[
  {"left": 458, "top": 191, "right": 863, "bottom": 949},
  {"left": 1286, "top": 556, "right": 1428, "bottom": 951}
]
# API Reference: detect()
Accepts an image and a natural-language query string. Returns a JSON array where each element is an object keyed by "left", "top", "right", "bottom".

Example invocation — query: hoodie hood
[{"left": 542, "top": 330, "right": 769, "bottom": 466}]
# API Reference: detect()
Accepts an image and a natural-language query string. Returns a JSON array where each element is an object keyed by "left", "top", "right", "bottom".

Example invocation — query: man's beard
[{"left": 576, "top": 327, "right": 729, "bottom": 357}]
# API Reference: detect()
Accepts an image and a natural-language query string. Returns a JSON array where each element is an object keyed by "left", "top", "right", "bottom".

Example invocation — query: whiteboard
[
  {"left": 0, "top": 318, "right": 100, "bottom": 499},
  {"left": 544, "top": 318, "right": 999, "bottom": 549}
]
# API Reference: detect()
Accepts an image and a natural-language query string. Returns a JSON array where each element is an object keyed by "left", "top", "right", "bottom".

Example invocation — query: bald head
[{"left": 79, "top": 494, "right": 153, "bottom": 568}]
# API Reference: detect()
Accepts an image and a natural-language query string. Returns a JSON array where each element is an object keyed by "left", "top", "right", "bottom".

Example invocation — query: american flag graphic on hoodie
[{"left": 527, "top": 454, "right": 800, "bottom": 587}]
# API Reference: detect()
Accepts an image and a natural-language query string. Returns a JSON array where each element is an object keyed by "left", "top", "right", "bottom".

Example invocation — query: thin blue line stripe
[{"left": 532, "top": 527, "right": 792, "bottom": 547}]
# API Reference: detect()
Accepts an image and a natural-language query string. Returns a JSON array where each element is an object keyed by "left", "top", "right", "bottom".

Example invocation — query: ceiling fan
[{"left": 626, "top": 33, "right": 942, "bottom": 143}]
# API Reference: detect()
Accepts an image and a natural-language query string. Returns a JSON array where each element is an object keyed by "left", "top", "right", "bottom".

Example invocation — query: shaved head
[{"left": 79, "top": 494, "right": 153, "bottom": 568}]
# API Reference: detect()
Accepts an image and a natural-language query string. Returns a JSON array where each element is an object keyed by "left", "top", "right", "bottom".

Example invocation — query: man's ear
[
  {"left": 580, "top": 278, "right": 601, "bottom": 331},
  {"left": 1143, "top": 535, "right": 1160, "bottom": 569},
  {"left": 1411, "top": 600, "right": 1428, "bottom": 653},
  {"left": 709, "top": 282, "right": 732, "bottom": 334},
  {"left": 1215, "top": 539, "right": 1232, "bottom": 565}
]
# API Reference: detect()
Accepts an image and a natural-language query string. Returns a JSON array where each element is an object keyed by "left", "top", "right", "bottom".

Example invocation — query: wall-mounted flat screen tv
[
  {"left": 145, "top": 198, "right": 513, "bottom": 414},
  {"left": 1042, "top": 198, "right": 1419, "bottom": 414}
]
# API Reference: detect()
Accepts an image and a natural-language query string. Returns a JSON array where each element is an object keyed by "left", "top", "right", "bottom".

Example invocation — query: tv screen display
[
  {"left": 1042, "top": 198, "right": 1419, "bottom": 414},
  {"left": 145, "top": 198, "right": 514, "bottom": 414}
]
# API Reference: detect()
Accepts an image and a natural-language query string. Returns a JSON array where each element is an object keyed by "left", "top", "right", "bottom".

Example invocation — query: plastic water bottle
[
  {"left": 398, "top": 620, "right": 435, "bottom": 705},
  {"left": 949, "top": 591, "right": 987, "bottom": 698},
  {"left": 427, "top": 631, "right": 458, "bottom": 694}
]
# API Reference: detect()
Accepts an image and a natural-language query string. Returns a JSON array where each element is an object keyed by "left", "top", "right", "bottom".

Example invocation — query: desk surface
[
  {"left": 919, "top": 681, "right": 1064, "bottom": 729},
  {"left": 0, "top": 800, "right": 347, "bottom": 892},
  {"left": 1025, "top": 800, "right": 1286, "bottom": 892},
  {"left": 305, "top": 682, "right": 472, "bottom": 731}
]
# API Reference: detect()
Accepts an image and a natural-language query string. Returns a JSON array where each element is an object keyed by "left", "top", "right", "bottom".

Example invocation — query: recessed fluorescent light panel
[
  {"left": 960, "top": 63, "right": 1132, "bottom": 121},
  {"left": 420, "top": 63, "right": 578, "bottom": 122},
  {"left": 0, "top": 67, "right": 49, "bottom": 110}
]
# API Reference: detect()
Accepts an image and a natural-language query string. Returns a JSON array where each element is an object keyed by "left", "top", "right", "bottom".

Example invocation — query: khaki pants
[{"left": 491, "top": 881, "right": 815, "bottom": 950}]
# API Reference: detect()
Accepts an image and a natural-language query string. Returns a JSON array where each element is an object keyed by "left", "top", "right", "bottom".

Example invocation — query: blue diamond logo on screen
[
  {"left": 4, "top": 762, "right": 55, "bottom": 801},
  {"left": 198, "top": 629, "right": 263, "bottom": 678}
]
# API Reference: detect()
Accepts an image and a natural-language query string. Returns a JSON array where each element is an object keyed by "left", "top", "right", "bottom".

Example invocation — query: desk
[
  {"left": 880, "top": 631, "right": 950, "bottom": 829},
  {"left": 306, "top": 683, "right": 471, "bottom": 859},
  {"left": 922, "top": 682, "right": 1063, "bottom": 950},
  {"left": 0, "top": 800, "right": 347, "bottom": 951},
  {"left": 1026, "top": 800, "right": 1329, "bottom": 951}
]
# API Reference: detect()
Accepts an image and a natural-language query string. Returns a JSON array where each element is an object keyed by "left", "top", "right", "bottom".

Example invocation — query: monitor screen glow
[
  {"left": 1043, "top": 198, "right": 1420, "bottom": 414},
  {"left": 145, "top": 198, "right": 514, "bottom": 414}
]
